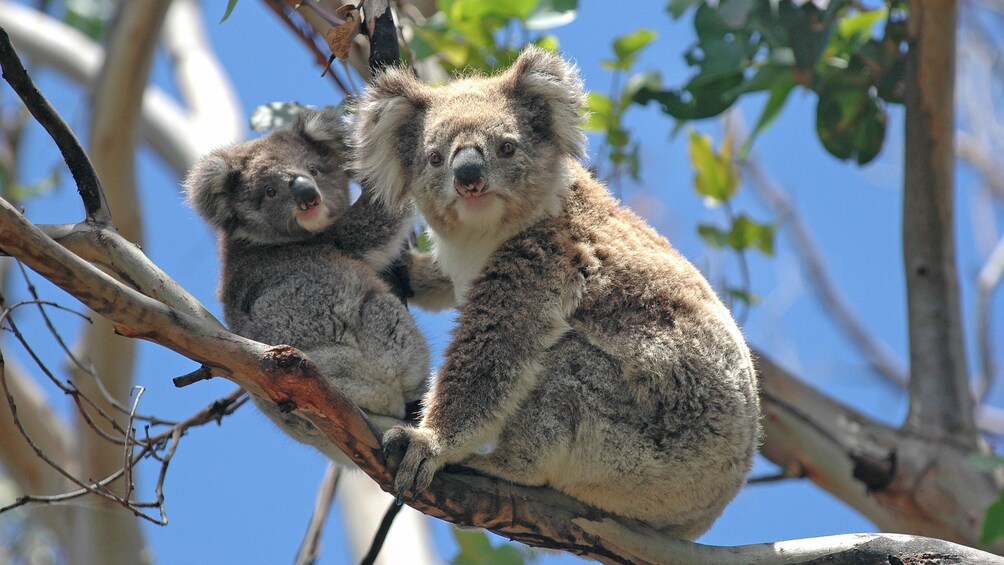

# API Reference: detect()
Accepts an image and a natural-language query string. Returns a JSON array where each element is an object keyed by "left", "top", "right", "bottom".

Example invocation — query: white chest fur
[{"left": 430, "top": 229, "right": 505, "bottom": 304}]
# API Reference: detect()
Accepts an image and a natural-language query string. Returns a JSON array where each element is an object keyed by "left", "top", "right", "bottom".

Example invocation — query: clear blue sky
[{"left": 7, "top": 1, "right": 1003, "bottom": 563}]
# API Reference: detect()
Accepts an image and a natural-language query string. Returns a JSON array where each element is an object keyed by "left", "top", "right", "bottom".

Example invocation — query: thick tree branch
[
  {"left": 757, "top": 354, "right": 1003, "bottom": 553},
  {"left": 902, "top": 0, "right": 977, "bottom": 446}
]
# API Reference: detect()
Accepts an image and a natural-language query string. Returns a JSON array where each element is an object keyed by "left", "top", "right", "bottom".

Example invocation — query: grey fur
[
  {"left": 351, "top": 47, "right": 761, "bottom": 538},
  {"left": 185, "top": 108, "right": 429, "bottom": 463}
]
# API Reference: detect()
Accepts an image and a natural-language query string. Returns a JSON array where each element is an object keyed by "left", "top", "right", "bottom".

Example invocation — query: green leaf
[
  {"left": 836, "top": 7, "right": 888, "bottom": 40},
  {"left": 534, "top": 35, "right": 561, "bottom": 52},
  {"left": 416, "top": 228, "right": 433, "bottom": 253},
  {"left": 64, "top": 0, "right": 115, "bottom": 40},
  {"left": 612, "top": 29, "right": 658, "bottom": 67},
  {"left": 728, "top": 288, "right": 761, "bottom": 305},
  {"left": 220, "top": 0, "right": 240, "bottom": 23},
  {"left": 719, "top": 0, "right": 755, "bottom": 28},
  {"left": 250, "top": 101, "right": 305, "bottom": 132},
  {"left": 698, "top": 223, "right": 731, "bottom": 248},
  {"left": 816, "top": 82, "right": 887, "bottom": 165},
  {"left": 741, "top": 74, "right": 795, "bottom": 158},
  {"left": 621, "top": 71, "right": 662, "bottom": 111},
  {"left": 526, "top": 0, "right": 578, "bottom": 30},
  {"left": 688, "top": 130, "right": 739, "bottom": 203},
  {"left": 607, "top": 127, "right": 629, "bottom": 148},
  {"left": 633, "top": 69, "right": 745, "bottom": 120},
  {"left": 452, "top": 529, "right": 528, "bottom": 565},
  {"left": 968, "top": 454, "right": 1004, "bottom": 473},
  {"left": 983, "top": 490, "right": 1004, "bottom": 545},
  {"left": 729, "top": 215, "right": 775, "bottom": 255},
  {"left": 583, "top": 92, "right": 613, "bottom": 132},
  {"left": 666, "top": 0, "right": 701, "bottom": 19}
]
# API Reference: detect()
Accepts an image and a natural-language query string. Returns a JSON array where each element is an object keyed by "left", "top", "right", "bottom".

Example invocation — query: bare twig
[
  {"left": 0, "top": 25, "right": 108, "bottom": 223},
  {"left": 295, "top": 463, "right": 341, "bottom": 565},
  {"left": 359, "top": 500, "right": 403, "bottom": 565},
  {"left": 724, "top": 112, "right": 908, "bottom": 387},
  {"left": 261, "top": 0, "right": 353, "bottom": 94},
  {"left": 976, "top": 237, "right": 1004, "bottom": 401}
]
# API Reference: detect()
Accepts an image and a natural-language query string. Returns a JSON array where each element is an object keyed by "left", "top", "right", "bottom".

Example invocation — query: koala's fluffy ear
[
  {"left": 296, "top": 107, "right": 348, "bottom": 156},
  {"left": 184, "top": 153, "right": 238, "bottom": 232},
  {"left": 350, "top": 68, "right": 431, "bottom": 208},
  {"left": 502, "top": 46, "right": 587, "bottom": 160}
]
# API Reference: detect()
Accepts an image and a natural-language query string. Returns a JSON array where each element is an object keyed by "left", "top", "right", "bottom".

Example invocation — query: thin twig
[
  {"left": 976, "top": 237, "right": 1004, "bottom": 401},
  {"left": 295, "top": 462, "right": 342, "bottom": 565},
  {"left": 261, "top": 0, "right": 352, "bottom": 94},
  {"left": 360, "top": 499, "right": 404, "bottom": 565},
  {"left": 0, "top": 25, "right": 110, "bottom": 223}
]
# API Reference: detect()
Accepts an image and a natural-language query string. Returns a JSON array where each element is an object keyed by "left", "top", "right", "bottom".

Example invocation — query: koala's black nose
[
  {"left": 290, "top": 176, "right": 320, "bottom": 210},
  {"left": 452, "top": 147, "right": 487, "bottom": 188}
]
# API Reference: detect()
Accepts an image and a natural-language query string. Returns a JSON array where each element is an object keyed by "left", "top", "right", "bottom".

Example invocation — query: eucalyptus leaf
[
  {"left": 983, "top": 490, "right": 1004, "bottom": 545},
  {"left": 526, "top": 0, "right": 578, "bottom": 30},
  {"left": 612, "top": 29, "right": 658, "bottom": 67},
  {"left": 688, "top": 130, "right": 739, "bottom": 203},
  {"left": 250, "top": 101, "right": 306, "bottom": 132},
  {"left": 220, "top": 0, "right": 240, "bottom": 23}
]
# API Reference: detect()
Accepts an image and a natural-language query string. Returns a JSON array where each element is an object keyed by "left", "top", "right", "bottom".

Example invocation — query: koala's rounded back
[{"left": 185, "top": 110, "right": 351, "bottom": 244}]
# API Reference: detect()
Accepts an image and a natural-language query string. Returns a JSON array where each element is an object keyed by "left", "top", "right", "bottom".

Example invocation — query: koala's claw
[{"left": 382, "top": 425, "right": 443, "bottom": 500}]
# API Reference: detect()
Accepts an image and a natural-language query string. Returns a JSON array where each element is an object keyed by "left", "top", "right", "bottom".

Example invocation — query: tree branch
[
  {"left": 757, "top": 353, "right": 1002, "bottom": 552},
  {"left": 295, "top": 463, "right": 341, "bottom": 565},
  {"left": 901, "top": 0, "right": 976, "bottom": 447},
  {"left": 0, "top": 25, "right": 108, "bottom": 223},
  {"left": 740, "top": 149, "right": 907, "bottom": 388}
]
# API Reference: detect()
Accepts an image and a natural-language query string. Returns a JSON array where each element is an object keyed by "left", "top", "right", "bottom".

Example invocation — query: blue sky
[{"left": 5, "top": 1, "right": 1003, "bottom": 563}]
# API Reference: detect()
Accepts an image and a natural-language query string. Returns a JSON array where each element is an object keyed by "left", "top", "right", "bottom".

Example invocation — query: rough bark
[{"left": 902, "top": 0, "right": 977, "bottom": 447}]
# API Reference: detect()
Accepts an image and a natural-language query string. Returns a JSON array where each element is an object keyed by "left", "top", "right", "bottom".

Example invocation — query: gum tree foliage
[{"left": 1, "top": 0, "right": 1004, "bottom": 564}]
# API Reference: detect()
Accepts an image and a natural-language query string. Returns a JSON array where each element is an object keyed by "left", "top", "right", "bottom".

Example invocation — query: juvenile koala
[
  {"left": 184, "top": 108, "right": 430, "bottom": 463},
  {"left": 351, "top": 48, "right": 761, "bottom": 539}
]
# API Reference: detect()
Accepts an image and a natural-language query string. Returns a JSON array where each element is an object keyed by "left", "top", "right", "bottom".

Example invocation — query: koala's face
[
  {"left": 185, "top": 109, "right": 351, "bottom": 244},
  {"left": 352, "top": 47, "right": 587, "bottom": 236}
]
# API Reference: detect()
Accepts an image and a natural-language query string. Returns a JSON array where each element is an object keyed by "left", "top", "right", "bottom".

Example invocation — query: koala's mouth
[{"left": 453, "top": 177, "right": 490, "bottom": 199}]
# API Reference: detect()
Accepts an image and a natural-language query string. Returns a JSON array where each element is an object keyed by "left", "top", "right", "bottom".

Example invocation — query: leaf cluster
[{"left": 637, "top": 0, "right": 907, "bottom": 164}]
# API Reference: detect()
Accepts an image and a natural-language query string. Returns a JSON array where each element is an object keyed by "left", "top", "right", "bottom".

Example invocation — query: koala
[
  {"left": 350, "top": 47, "right": 761, "bottom": 539},
  {"left": 184, "top": 108, "right": 430, "bottom": 464}
]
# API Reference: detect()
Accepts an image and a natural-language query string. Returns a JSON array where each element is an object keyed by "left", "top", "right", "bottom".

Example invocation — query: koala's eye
[
  {"left": 265, "top": 187, "right": 277, "bottom": 198},
  {"left": 309, "top": 166, "right": 319, "bottom": 177},
  {"left": 499, "top": 141, "right": 516, "bottom": 157},
  {"left": 428, "top": 151, "right": 443, "bottom": 167}
]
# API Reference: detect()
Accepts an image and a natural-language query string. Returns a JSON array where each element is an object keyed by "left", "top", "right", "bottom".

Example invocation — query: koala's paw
[{"left": 382, "top": 426, "right": 444, "bottom": 501}]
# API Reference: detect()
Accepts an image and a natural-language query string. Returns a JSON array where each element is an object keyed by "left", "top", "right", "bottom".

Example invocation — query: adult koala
[{"left": 351, "top": 48, "right": 760, "bottom": 539}]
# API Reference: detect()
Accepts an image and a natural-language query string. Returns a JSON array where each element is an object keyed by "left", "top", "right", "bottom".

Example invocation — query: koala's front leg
[
  {"left": 325, "top": 190, "right": 415, "bottom": 271},
  {"left": 383, "top": 227, "right": 587, "bottom": 498},
  {"left": 405, "top": 249, "right": 456, "bottom": 311}
]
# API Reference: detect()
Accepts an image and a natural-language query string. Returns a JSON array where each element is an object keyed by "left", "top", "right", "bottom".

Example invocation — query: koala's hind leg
[
  {"left": 458, "top": 331, "right": 736, "bottom": 539},
  {"left": 305, "top": 342, "right": 408, "bottom": 419},
  {"left": 354, "top": 291, "right": 431, "bottom": 405}
]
